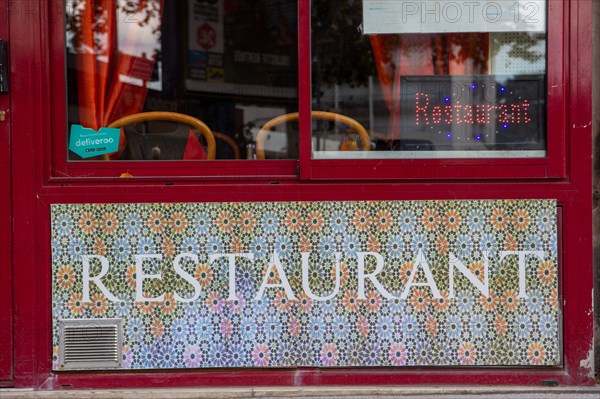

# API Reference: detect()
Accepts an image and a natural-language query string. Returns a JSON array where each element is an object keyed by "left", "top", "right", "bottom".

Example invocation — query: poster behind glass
[{"left": 186, "top": 0, "right": 298, "bottom": 99}]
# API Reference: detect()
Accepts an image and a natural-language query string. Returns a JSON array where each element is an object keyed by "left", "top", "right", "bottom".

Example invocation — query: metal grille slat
[
  {"left": 65, "top": 340, "right": 117, "bottom": 344},
  {"left": 64, "top": 347, "right": 119, "bottom": 352}
]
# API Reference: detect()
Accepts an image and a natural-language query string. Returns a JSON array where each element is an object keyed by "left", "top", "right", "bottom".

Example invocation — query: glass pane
[
  {"left": 311, "top": 0, "right": 547, "bottom": 159},
  {"left": 65, "top": 0, "right": 298, "bottom": 161}
]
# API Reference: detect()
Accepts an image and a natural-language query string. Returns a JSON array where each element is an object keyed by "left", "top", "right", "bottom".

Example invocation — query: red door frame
[
  {"left": 0, "top": 0, "right": 12, "bottom": 388},
  {"left": 6, "top": 0, "right": 596, "bottom": 389}
]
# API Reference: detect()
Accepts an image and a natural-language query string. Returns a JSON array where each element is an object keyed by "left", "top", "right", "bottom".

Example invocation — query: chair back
[
  {"left": 105, "top": 112, "right": 216, "bottom": 160},
  {"left": 255, "top": 111, "right": 370, "bottom": 160}
]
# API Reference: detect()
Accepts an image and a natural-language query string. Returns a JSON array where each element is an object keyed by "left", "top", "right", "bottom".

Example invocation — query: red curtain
[
  {"left": 75, "top": 0, "right": 164, "bottom": 157},
  {"left": 370, "top": 34, "right": 435, "bottom": 141},
  {"left": 370, "top": 33, "right": 489, "bottom": 141}
]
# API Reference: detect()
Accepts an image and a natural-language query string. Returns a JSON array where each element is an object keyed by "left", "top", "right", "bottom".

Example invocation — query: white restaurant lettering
[{"left": 81, "top": 250, "right": 545, "bottom": 304}]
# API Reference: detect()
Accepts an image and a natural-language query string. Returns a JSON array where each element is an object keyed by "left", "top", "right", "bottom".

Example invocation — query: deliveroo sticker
[{"left": 69, "top": 125, "right": 120, "bottom": 159}]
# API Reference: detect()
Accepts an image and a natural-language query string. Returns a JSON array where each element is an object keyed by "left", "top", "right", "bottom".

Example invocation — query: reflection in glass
[
  {"left": 65, "top": 0, "right": 298, "bottom": 161},
  {"left": 311, "top": 0, "right": 547, "bottom": 159}
]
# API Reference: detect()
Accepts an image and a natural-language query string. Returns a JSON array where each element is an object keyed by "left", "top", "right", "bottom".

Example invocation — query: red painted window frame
[
  {"left": 48, "top": 0, "right": 566, "bottom": 182},
  {"left": 5, "top": 0, "right": 594, "bottom": 390},
  {"left": 47, "top": 1, "right": 299, "bottom": 182},
  {"left": 299, "top": 0, "right": 567, "bottom": 181}
]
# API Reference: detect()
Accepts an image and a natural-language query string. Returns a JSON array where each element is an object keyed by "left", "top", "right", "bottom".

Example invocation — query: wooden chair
[
  {"left": 103, "top": 112, "right": 216, "bottom": 160},
  {"left": 213, "top": 131, "right": 241, "bottom": 159},
  {"left": 255, "top": 111, "right": 370, "bottom": 160}
]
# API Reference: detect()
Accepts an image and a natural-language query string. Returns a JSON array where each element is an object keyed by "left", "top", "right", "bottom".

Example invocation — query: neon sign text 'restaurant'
[{"left": 415, "top": 92, "right": 532, "bottom": 126}]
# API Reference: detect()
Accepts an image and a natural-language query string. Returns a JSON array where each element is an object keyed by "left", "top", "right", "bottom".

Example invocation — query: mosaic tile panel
[{"left": 51, "top": 200, "right": 560, "bottom": 369}]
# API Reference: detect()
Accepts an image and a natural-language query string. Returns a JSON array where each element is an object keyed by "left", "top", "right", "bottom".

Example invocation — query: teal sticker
[{"left": 69, "top": 125, "right": 120, "bottom": 159}]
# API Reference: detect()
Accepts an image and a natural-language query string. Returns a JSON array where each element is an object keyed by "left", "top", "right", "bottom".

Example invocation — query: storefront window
[
  {"left": 311, "top": 0, "right": 547, "bottom": 159},
  {"left": 65, "top": 1, "right": 298, "bottom": 161}
]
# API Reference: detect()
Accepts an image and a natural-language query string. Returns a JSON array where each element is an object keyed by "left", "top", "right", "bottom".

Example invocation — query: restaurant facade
[{"left": 0, "top": 0, "right": 596, "bottom": 390}]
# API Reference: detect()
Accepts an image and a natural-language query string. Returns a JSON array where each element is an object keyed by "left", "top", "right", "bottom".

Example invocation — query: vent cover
[{"left": 59, "top": 319, "right": 123, "bottom": 370}]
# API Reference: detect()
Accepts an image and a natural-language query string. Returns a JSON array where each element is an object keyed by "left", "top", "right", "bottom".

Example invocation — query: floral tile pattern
[{"left": 51, "top": 200, "right": 560, "bottom": 369}]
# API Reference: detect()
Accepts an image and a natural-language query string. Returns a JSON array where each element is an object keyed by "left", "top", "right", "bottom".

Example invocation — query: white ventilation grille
[{"left": 59, "top": 319, "right": 123, "bottom": 370}]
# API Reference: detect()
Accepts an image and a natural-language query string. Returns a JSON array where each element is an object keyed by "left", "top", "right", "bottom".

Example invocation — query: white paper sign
[
  {"left": 188, "top": 0, "right": 225, "bottom": 53},
  {"left": 363, "top": 1, "right": 546, "bottom": 34}
]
